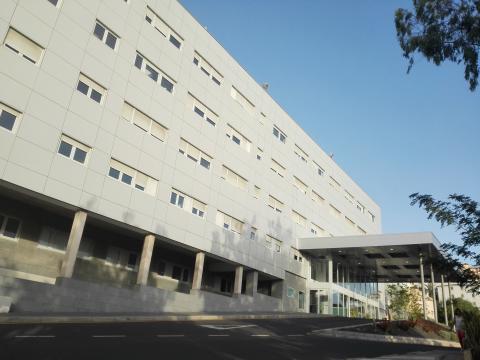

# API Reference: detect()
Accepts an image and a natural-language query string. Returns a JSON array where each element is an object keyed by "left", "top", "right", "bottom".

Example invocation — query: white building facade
[{"left": 0, "top": 0, "right": 384, "bottom": 314}]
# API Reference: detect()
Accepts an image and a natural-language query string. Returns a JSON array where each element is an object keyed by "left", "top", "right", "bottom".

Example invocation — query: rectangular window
[
  {"left": 93, "top": 21, "right": 118, "bottom": 50},
  {"left": 294, "top": 144, "right": 309, "bottom": 163},
  {"left": 268, "top": 195, "right": 284, "bottom": 213},
  {"left": 48, "top": 0, "right": 60, "bottom": 6},
  {"left": 57, "top": 135, "right": 90, "bottom": 165},
  {"left": 0, "top": 102, "right": 21, "bottom": 133},
  {"left": 310, "top": 223, "right": 323, "bottom": 236},
  {"left": 170, "top": 189, "right": 206, "bottom": 219},
  {"left": 270, "top": 159, "right": 286, "bottom": 178},
  {"left": 311, "top": 190, "right": 325, "bottom": 205},
  {"left": 105, "top": 246, "right": 137, "bottom": 270},
  {"left": 145, "top": 6, "right": 183, "bottom": 49},
  {"left": 329, "top": 204, "right": 341, "bottom": 219},
  {"left": 77, "top": 73, "right": 106, "bottom": 104},
  {"left": 292, "top": 210, "right": 307, "bottom": 228},
  {"left": 222, "top": 166, "right": 247, "bottom": 190},
  {"left": 265, "top": 236, "right": 272, "bottom": 249},
  {"left": 256, "top": 147, "right": 263, "bottom": 160},
  {"left": 216, "top": 211, "right": 243, "bottom": 234},
  {"left": 3, "top": 28, "right": 44, "bottom": 65},
  {"left": 313, "top": 161, "right": 325, "bottom": 176},
  {"left": 266, "top": 235, "right": 281, "bottom": 253},
  {"left": 134, "top": 52, "right": 175, "bottom": 93},
  {"left": 122, "top": 102, "right": 167, "bottom": 141},
  {"left": 230, "top": 86, "right": 255, "bottom": 113},
  {"left": 254, "top": 185, "right": 261, "bottom": 199},
  {"left": 250, "top": 227, "right": 257, "bottom": 240},
  {"left": 293, "top": 176, "right": 308, "bottom": 195},
  {"left": 272, "top": 125, "right": 286, "bottom": 143},
  {"left": 179, "top": 138, "right": 212, "bottom": 170},
  {"left": 226, "top": 125, "right": 251, "bottom": 152},
  {"left": 328, "top": 176, "right": 341, "bottom": 192},
  {"left": 0, "top": 214, "right": 21, "bottom": 239},
  {"left": 344, "top": 190, "right": 355, "bottom": 205},
  {"left": 356, "top": 202, "right": 365, "bottom": 213},
  {"left": 292, "top": 247, "right": 303, "bottom": 263},
  {"left": 108, "top": 159, "right": 158, "bottom": 195},
  {"left": 259, "top": 112, "right": 266, "bottom": 125},
  {"left": 345, "top": 216, "right": 356, "bottom": 228},
  {"left": 189, "top": 93, "right": 218, "bottom": 127},
  {"left": 193, "top": 51, "right": 223, "bottom": 85},
  {"left": 38, "top": 226, "right": 68, "bottom": 252}
]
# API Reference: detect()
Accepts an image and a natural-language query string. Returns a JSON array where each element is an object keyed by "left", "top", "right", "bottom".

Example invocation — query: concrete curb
[
  {"left": 312, "top": 328, "right": 461, "bottom": 349},
  {"left": 0, "top": 313, "right": 326, "bottom": 325}
]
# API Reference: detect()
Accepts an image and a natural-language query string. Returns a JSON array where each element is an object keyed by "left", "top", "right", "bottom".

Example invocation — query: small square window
[
  {"left": 0, "top": 110, "right": 17, "bottom": 131},
  {"left": 105, "top": 33, "right": 117, "bottom": 49},
  {"left": 90, "top": 89, "right": 102, "bottom": 103},
  {"left": 4, "top": 218, "right": 20, "bottom": 238},
  {"left": 77, "top": 81, "right": 89, "bottom": 95},
  {"left": 194, "top": 106, "right": 204, "bottom": 118},
  {"left": 58, "top": 141, "right": 73, "bottom": 157},
  {"left": 93, "top": 23, "right": 105, "bottom": 41},
  {"left": 109, "top": 167, "right": 120, "bottom": 179},
  {"left": 169, "top": 35, "right": 181, "bottom": 49},
  {"left": 134, "top": 54, "right": 143, "bottom": 69},
  {"left": 161, "top": 77, "right": 174, "bottom": 93},
  {"left": 121, "top": 173, "right": 132, "bottom": 185},
  {"left": 200, "top": 158, "right": 210, "bottom": 169},
  {"left": 178, "top": 196, "right": 184, "bottom": 208},
  {"left": 193, "top": 57, "right": 199, "bottom": 65},
  {"left": 146, "top": 64, "right": 158, "bottom": 81},
  {"left": 170, "top": 192, "right": 177, "bottom": 205},
  {"left": 73, "top": 148, "right": 87, "bottom": 163}
]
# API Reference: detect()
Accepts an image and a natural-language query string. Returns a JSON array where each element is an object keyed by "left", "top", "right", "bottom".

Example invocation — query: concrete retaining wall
[{"left": 0, "top": 275, "right": 282, "bottom": 313}]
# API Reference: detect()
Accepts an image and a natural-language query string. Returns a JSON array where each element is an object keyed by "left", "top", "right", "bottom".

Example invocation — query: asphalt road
[{"left": 0, "top": 316, "right": 461, "bottom": 360}]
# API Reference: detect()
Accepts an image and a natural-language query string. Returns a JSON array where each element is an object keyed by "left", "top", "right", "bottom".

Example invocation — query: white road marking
[
  {"left": 91, "top": 335, "right": 126, "bottom": 338},
  {"left": 156, "top": 334, "right": 185, "bottom": 338},
  {"left": 251, "top": 334, "right": 270, "bottom": 337},
  {"left": 14, "top": 335, "right": 56, "bottom": 338},
  {"left": 199, "top": 324, "right": 256, "bottom": 330},
  {"left": 208, "top": 334, "right": 230, "bottom": 337}
]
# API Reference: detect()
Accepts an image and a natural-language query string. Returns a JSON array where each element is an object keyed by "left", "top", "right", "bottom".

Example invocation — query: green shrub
[{"left": 464, "top": 310, "right": 480, "bottom": 355}]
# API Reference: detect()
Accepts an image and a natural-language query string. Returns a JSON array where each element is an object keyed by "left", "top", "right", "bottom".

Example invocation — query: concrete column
[
  {"left": 192, "top": 252, "right": 205, "bottom": 291},
  {"left": 245, "top": 271, "right": 258, "bottom": 296},
  {"left": 136, "top": 234, "right": 155, "bottom": 286},
  {"left": 316, "top": 290, "right": 320, "bottom": 314},
  {"left": 419, "top": 255, "right": 427, "bottom": 319},
  {"left": 448, "top": 280, "right": 454, "bottom": 326},
  {"left": 430, "top": 263, "right": 438, "bottom": 322},
  {"left": 60, "top": 210, "right": 87, "bottom": 278},
  {"left": 441, "top": 275, "right": 448, "bottom": 325},
  {"left": 328, "top": 259, "right": 333, "bottom": 284},
  {"left": 233, "top": 265, "right": 243, "bottom": 296}
]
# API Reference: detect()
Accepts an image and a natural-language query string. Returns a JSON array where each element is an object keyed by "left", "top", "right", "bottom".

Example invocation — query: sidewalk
[{"left": 0, "top": 311, "right": 327, "bottom": 324}]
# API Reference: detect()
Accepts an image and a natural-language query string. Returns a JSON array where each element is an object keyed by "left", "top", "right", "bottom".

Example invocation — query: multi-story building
[{"left": 0, "top": 0, "right": 445, "bottom": 316}]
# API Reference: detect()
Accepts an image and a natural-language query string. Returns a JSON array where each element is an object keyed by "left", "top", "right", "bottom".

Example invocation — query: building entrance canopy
[{"left": 298, "top": 232, "right": 448, "bottom": 283}]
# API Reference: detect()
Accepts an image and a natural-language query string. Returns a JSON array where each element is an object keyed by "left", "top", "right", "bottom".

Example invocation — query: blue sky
[{"left": 180, "top": 0, "right": 479, "bottom": 248}]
